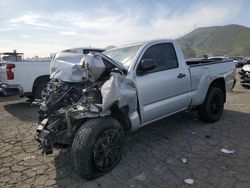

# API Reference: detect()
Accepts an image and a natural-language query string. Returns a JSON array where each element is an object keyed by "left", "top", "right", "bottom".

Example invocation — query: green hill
[{"left": 178, "top": 24, "right": 250, "bottom": 58}]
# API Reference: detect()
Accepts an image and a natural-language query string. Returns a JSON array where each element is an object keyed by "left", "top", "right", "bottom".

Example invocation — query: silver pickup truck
[{"left": 36, "top": 39, "right": 236, "bottom": 179}]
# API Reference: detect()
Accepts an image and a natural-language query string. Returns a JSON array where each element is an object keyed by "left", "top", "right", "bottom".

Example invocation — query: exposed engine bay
[
  {"left": 35, "top": 51, "right": 137, "bottom": 154},
  {"left": 240, "top": 64, "right": 250, "bottom": 87}
]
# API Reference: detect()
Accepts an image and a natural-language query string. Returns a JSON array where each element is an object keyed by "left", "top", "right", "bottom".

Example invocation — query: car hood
[{"left": 50, "top": 52, "right": 126, "bottom": 82}]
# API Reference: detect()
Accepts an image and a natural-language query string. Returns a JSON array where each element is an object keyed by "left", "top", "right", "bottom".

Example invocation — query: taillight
[{"left": 6, "top": 64, "right": 15, "bottom": 80}]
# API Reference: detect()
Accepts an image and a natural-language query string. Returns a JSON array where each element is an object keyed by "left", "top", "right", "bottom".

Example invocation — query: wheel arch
[
  {"left": 32, "top": 75, "right": 50, "bottom": 93},
  {"left": 209, "top": 77, "right": 226, "bottom": 102},
  {"left": 110, "top": 104, "right": 131, "bottom": 132}
]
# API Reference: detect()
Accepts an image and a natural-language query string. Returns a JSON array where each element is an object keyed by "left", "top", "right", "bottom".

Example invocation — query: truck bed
[
  {"left": 186, "top": 59, "right": 232, "bottom": 66},
  {"left": 187, "top": 59, "right": 236, "bottom": 106}
]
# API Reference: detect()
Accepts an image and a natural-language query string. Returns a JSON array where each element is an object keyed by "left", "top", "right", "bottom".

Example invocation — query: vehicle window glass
[
  {"left": 140, "top": 43, "right": 179, "bottom": 73},
  {"left": 103, "top": 45, "right": 142, "bottom": 70}
]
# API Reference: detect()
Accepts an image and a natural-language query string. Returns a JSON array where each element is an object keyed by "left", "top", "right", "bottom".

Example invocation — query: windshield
[{"left": 103, "top": 45, "right": 142, "bottom": 69}]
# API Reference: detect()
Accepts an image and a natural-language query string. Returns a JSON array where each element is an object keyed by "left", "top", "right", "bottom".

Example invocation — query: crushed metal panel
[
  {"left": 50, "top": 53, "right": 106, "bottom": 82},
  {"left": 84, "top": 54, "right": 106, "bottom": 82},
  {"left": 101, "top": 73, "right": 137, "bottom": 114},
  {"left": 50, "top": 52, "right": 85, "bottom": 82}
]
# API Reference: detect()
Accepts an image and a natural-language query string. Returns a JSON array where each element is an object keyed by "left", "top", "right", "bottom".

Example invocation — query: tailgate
[{"left": 0, "top": 63, "right": 7, "bottom": 83}]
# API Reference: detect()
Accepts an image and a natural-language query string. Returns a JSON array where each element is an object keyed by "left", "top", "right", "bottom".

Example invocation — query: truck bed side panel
[
  {"left": 189, "top": 61, "right": 235, "bottom": 106},
  {"left": 1, "top": 61, "right": 50, "bottom": 94},
  {"left": 189, "top": 62, "right": 235, "bottom": 106}
]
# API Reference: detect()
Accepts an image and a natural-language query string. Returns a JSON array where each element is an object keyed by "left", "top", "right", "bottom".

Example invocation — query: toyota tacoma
[{"left": 36, "top": 39, "right": 236, "bottom": 179}]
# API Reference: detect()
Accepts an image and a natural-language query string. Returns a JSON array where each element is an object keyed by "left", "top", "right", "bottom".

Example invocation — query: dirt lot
[{"left": 0, "top": 71, "right": 250, "bottom": 188}]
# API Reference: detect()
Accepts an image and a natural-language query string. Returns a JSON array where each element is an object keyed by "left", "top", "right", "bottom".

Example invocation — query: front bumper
[
  {"left": 36, "top": 117, "right": 68, "bottom": 155},
  {"left": 0, "top": 82, "right": 23, "bottom": 96},
  {"left": 240, "top": 74, "right": 250, "bottom": 86},
  {"left": 36, "top": 119, "right": 53, "bottom": 155}
]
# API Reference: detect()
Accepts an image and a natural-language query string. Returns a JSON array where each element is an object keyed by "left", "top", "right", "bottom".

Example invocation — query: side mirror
[{"left": 139, "top": 59, "right": 156, "bottom": 74}]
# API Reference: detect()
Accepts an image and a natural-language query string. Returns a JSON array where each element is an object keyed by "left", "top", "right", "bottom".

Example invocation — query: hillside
[{"left": 178, "top": 24, "right": 250, "bottom": 58}]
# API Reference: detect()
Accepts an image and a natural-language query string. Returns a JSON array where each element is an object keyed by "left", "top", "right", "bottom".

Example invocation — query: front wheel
[
  {"left": 241, "top": 84, "right": 250, "bottom": 89},
  {"left": 198, "top": 87, "right": 224, "bottom": 123},
  {"left": 71, "top": 117, "right": 124, "bottom": 179}
]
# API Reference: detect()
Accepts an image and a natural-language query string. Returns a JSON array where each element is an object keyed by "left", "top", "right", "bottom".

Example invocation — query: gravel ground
[{"left": 0, "top": 71, "right": 250, "bottom": 188}]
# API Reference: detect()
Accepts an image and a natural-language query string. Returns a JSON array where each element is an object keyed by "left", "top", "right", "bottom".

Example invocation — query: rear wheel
[
  {"left": 198, "top": 87, "right": 224, "bottom": 123},
  {"left": 71, "top": 117, "right": 124, "bottom": 179}
]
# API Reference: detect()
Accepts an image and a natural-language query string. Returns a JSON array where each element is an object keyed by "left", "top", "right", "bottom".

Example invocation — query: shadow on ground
[
  {"left": 53, "top": 109, "right": 250, "bottom": 187},
  {"left": 3, "top": 100, "right": 39, "bottom": 123},
  {"left": 0, "top": 96, "right": 22, "bottom": 102}
]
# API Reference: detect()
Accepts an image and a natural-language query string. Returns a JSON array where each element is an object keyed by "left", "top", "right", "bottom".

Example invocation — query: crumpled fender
[{"left": 101, "top": 73, "right": 137, "bottom": 115}]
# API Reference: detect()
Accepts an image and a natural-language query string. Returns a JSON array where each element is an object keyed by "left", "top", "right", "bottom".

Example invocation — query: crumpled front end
[
  {"left": 101, "top": 73, "right": 137, "bottom": 115},
  {"left": 240, "top": 65, "right": 250, "bottom": 86},
  {"left": 36, "top": 52, "right": 138, "bottom": 154}
]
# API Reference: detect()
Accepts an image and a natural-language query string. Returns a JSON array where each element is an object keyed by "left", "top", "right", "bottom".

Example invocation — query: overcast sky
[{"left": 0, "top": 0, "right": 249, "bottom": 57}]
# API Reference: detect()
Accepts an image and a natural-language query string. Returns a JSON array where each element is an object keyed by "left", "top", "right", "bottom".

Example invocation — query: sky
[{"left": 0, "top": 0, "right": 249, "bottom": 57}]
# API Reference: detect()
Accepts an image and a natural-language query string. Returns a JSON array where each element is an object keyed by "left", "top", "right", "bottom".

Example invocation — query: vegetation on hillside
[{"left": 178, "top": 24, "right": 250, "bottom": 58}]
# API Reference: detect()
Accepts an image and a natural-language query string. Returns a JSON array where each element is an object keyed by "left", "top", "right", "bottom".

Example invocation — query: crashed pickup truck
[{"left": 36, "top": 39, "right": 236, "bottom": 179}]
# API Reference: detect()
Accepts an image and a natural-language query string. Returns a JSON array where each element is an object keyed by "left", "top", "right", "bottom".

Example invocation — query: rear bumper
[
  {"left": 36, "top": 117, "right": 68, "bottom": 155},
  {"left": 0, "top": 82, "right": 23, "bottom": 96}
]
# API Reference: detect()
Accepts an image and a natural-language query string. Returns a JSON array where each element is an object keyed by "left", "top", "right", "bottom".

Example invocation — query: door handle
[{"left": 177, "top": 73, "right": 186, "bottom": 79}]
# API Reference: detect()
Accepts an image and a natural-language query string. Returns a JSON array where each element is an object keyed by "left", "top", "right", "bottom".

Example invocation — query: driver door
[{"left": 135, "top": 43, "right": 191, "bottom": 124}]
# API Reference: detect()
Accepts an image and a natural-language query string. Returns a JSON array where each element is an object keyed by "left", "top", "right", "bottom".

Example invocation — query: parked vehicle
[
  {"left": 229, "top": 56, "right": 247, "bottom": 68},
  {"left": 239, "top": 61, "right": 250, "bottom": 87},
  {"left": 36, "top": 39, "right": 236, "bottom": 179},
  {"left": 0, "top": 52, "right": 50, "bottom": 98},
  {"left": 61, "top": 47, "right": 104, "bottom": 54},
  {"left": 208, "top": 56, "right": 228, "bottom": 61},
  {"left": 0, "top": 48, "right": 104, "bottom": 98}
]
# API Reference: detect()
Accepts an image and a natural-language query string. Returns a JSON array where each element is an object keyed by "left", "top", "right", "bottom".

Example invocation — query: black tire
[
  {"left": 241, "top": 85, "right": 250, "bottom": 89},
  {"left": 71, "top": 116, "right": 125, "bottom": 179},
  {"left": 198, "top": 87, "right": 224, "bottom": 123},
  {"left": 34, "top": 80, "right": 48, "bottom": 99},
  {"left": 26, "top": 96, "right": 34, "bottom": 101}
]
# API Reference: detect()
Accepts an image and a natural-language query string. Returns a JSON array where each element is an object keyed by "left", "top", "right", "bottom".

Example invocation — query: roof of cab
[{"left": 105, "top": 39, "right": 175, "bottom": 51}]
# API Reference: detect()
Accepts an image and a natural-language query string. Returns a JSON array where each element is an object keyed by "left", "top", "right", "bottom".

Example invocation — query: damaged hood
[
  {"left": 50, "top": 52, "right": 126, "bottom": 82},
  {"left": 50, "top": 53, "right": 85, "bottom": 82}
]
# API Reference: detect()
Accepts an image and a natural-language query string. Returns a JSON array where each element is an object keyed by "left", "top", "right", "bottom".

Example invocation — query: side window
[{"left": 139, "top": 43, "right": 179, "bottom": 73}]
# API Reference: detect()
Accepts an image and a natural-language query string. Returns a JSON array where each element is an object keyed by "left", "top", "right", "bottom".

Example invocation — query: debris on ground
[
  {"left": 24, "top": 156, "right": 35, "bottom": 160},
  {"left": 181, "top": 158, "right": 188, "bottom": 164},
  {"left": 184, "top": 178, "right": 194, "bottom": 185},
  {"left": 136, "top": 174, "right": 146, "bottom": 181},
  {"left": 205, "top": 135, "right": 211, "bottom": 139},
  {"left": 220, "top": 148, "right": 235, "bottom": 154}
]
